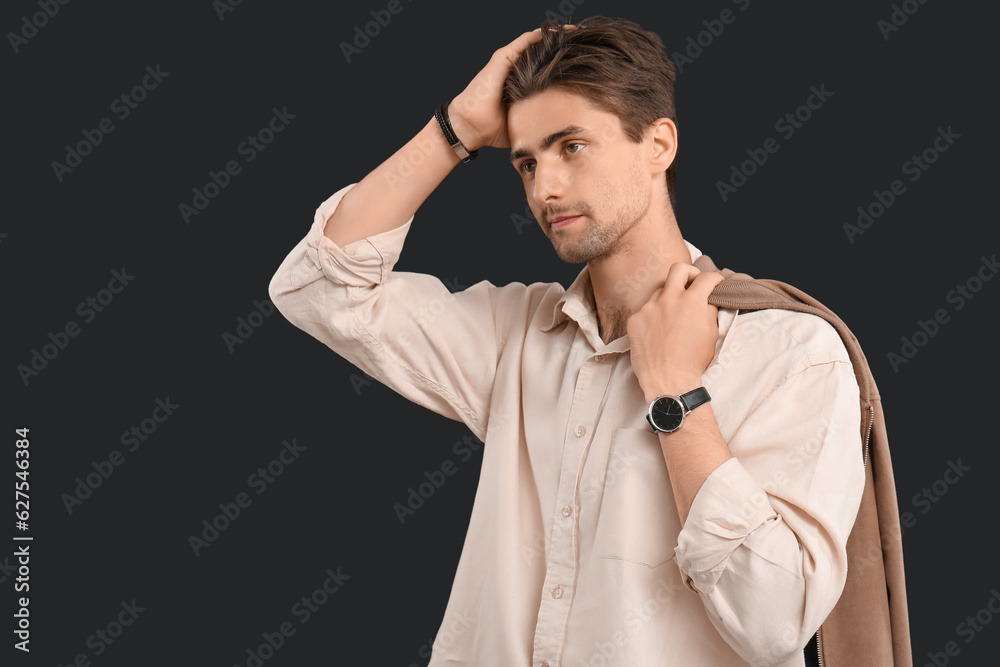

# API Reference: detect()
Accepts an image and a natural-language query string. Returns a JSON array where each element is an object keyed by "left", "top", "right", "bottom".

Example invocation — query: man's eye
[
  {"left": 566, "top": 143, "right": 585, "bottom": 154},
  {"left": 520, "top": 162, "right": 536, "bottom": 174}
]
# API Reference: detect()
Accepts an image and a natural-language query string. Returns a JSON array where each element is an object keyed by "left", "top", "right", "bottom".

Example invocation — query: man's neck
[{"left": 588, "top": 216, "right": 691, "bottom": 345}]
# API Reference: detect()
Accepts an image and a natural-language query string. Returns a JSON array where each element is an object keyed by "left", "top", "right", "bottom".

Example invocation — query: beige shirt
[{"left": 268, "top": 183, "right": 867, "bottom": 667}]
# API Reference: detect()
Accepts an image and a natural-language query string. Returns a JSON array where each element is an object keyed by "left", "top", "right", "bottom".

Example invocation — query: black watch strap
[{"left": 679, "top": 387, "right": 711, "bottom": 413}]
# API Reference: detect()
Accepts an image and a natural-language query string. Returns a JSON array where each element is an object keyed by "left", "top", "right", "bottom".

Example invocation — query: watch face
[{"left": 650, "top": 396, "right": 684, "bottom": 432}]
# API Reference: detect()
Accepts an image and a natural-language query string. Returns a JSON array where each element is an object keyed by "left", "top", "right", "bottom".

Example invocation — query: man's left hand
[{"left": 627, "top": 263, "right": 725, "bottom": 402}]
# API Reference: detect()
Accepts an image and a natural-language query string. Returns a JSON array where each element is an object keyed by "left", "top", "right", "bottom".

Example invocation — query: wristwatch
[{"left": 646, "top": 387, "right": 712, "bottom": 433}]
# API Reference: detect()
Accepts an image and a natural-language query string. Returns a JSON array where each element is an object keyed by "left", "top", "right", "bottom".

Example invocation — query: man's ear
[{"left": 648, "top": 118, "right": 678, "bottom": 175}]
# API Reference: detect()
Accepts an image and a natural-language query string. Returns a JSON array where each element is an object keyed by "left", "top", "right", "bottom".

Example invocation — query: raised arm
[
  {"left": 268, "top": 28, "right": 552, "bottom": 441},
  {"left": 325, "top": 28, "right": 545, "bottom": 247}
]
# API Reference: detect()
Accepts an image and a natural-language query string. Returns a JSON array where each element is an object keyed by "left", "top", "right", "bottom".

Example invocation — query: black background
[{"left": 5, "top": 0, "right": 997, "bottom": 665}]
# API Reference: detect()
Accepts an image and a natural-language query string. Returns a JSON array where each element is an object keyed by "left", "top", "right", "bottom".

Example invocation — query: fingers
[
  {"left": 500, "top": 24, "right": 578, "bottom": 67},
  {"left": 661, "top": 263, "right": 724, "bottom": 299},
  {"left": 524, "top": 27, "right": 545, "bottom": 41},
  {"left": 504, "top": 28, "right": 544, "bottom": 57},
  {"left": 508, "top": 23, "right": 577, "bottom": 53},
  {"left": 663, "top": 263, "right": 701, "bottom": 292},
  {"left": 689, "top": 269, "right": 725, "bottom": 299}
]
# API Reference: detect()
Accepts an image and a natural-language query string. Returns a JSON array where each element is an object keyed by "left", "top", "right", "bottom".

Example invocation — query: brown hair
[{"left": 503, "top": 17, "right": 679, "bottom": 211}]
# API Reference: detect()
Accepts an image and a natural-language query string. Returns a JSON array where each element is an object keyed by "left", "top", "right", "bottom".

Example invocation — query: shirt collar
[{"left": 540, "top": 240, "right": 705, "bottom": 334}]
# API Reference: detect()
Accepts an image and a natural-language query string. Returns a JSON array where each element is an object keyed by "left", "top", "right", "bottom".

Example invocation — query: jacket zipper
[
  {"left": 816, "top": 626, "right": 825, "bottom": 667},
  {"left": 862, "top": 404, "right": 874, "bottom": 468}
]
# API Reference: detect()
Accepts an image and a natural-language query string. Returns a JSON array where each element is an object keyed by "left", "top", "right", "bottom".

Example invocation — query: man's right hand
[
  {"left": 448, "top": 28, "right": 545, "bottom": 151},
  {"left": 323, "top": 26, "right": 550, "bottom": 247}
]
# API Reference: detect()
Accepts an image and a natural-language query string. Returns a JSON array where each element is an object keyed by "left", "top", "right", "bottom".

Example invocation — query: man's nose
[{"left": 532, "top": 161, "right": 568, "bottom": 203}]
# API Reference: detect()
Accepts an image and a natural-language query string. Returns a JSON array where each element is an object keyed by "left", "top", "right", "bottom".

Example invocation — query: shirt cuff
[
  {"left": 673, "top": 457, "right": 779, "bottom": 594},
  {"left": 305, "top": 183, "right": 414, "bottom": 287}
]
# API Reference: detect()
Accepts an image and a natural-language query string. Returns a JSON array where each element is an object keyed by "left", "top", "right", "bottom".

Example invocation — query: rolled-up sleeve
[
  {"left": 674, "top": 357, "right": 866, "bottom": 665},
  {"left": 267, "top": 183, "right": 503, "bottom": 441}
]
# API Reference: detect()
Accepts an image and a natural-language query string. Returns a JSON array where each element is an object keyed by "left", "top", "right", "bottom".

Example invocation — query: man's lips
[{"left": 548, "top": 215, "right": 582, "bottom": 230}]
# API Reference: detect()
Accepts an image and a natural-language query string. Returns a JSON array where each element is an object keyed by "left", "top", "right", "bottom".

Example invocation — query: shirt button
[
  {"left": 552, "top": 585, "right": 564, "bottom": 599},
  {"left": 594, "top": 354, "right": 605, "bottom": 362},
  {"left": 575, "top": 425, "right": 586, "bottom": 437},
  {"left": 561, "top": 505, "right": 572, "bottom": 517}
]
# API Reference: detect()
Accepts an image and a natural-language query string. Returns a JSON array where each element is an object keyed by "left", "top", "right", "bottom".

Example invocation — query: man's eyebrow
[{"left": 510, "top": 126, "right": 589, "bottom": 162}]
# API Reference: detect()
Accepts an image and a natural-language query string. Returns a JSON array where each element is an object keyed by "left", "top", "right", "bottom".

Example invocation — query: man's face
[{"left": 507, "top": 88, "right": 654, "bottom": 264}]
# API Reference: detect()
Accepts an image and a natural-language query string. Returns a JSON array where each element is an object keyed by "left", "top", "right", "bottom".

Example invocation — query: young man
[{"left": 269, "top": 18, "right": 865, "bottom": 666}]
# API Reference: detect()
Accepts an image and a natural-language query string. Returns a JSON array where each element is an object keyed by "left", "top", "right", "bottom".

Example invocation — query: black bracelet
[{"left": 435, "top": 102, "right": 478, "bottom": 163}]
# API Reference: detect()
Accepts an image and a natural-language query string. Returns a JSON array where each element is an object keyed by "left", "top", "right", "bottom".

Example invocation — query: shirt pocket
[{"left": 594, "top": 428, "right": 681, "bottom": 569}]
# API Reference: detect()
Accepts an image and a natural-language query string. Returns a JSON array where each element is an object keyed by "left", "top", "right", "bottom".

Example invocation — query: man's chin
[{"left": 551, "top": 243, "right": 593, "bottom": 265}]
